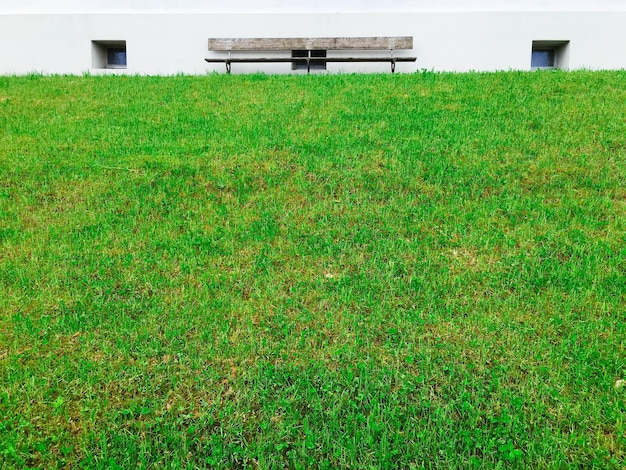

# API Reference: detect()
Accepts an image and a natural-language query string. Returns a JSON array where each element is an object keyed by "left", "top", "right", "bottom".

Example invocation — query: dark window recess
[
  {"left": 92, "top": 40, "right": 127, "bottom": 69},
  {"left": 531, "top": 49, "right": 555, "bottom": 69},
  {"left": 292, "top": 50, "right": 327, "bottom": 70},
  {"left": 107, "top": 47, "right": 127, "bottom": 67}
]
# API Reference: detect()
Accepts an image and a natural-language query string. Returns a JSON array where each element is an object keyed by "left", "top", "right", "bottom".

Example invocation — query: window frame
[
  {"left": 531, "top": 49, "right": 556, "bottom": 70},
  {"left": 106, "top": 46, "right": 127, "bottom": 69},
  {"left": 291, "top": 49, "right": 327, "bottom": 71},
  {"left": 530, "top": 40, "right": 570, "bottom": 71}
]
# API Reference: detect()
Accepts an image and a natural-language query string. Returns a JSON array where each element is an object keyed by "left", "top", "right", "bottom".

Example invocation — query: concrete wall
[{"left": 1, "top": 11, "right": 625, "bottom": 75}]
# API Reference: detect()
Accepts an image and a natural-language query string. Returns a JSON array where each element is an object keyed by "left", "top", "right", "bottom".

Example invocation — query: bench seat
[{"left": 205, "top": 37, "right": 417, "bottom": 74}]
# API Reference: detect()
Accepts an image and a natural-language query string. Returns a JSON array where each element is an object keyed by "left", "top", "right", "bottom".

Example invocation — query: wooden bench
[{"left": 205, "top": 37, "right": 416, "bottom": 74}]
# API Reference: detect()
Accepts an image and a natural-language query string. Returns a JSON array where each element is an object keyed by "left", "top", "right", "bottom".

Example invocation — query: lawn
[{"left": 0, "top": 71, "right": 625, "bottom": 468}]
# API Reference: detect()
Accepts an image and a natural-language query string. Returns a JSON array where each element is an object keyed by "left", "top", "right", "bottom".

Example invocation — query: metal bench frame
[{"left": 205, "top": 37, "right": 417, "bottom": 74}]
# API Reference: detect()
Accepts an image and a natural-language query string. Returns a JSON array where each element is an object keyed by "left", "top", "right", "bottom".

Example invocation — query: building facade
[{"left": 1, "top": 0, "right": 625, "bottom": 75}]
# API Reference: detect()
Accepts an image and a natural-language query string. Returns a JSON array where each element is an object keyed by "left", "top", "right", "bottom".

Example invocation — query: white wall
[
  {"left": 1, "top": 10, "right": 625, "bottom": 75},
  {"left": 3, "top": 0, "right": 626, "bottom": 13}
]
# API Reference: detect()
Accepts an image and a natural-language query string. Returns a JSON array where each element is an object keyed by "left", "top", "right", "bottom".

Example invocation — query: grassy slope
[{"left": 0, "top": 71, "right": 624, "bottom": 468}]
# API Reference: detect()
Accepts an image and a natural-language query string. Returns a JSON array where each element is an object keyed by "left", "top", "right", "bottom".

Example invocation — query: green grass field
[{"left": 0, "top": 71, "right": 625, "bottom": 468}]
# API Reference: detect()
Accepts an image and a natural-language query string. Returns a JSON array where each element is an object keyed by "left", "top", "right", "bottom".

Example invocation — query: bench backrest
[{"left": 208, "top": 37, "right": 413, "bottom": 51}]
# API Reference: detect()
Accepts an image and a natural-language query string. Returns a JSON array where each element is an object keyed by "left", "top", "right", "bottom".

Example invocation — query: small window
[
  {"left": 531, "top": 40, "right": 569, "bottom": 70},
  {"left": 292, "top": 50, "right": 327, "bottom": 71},
  {"left": 106, "top": 47, "right": 127, "bottom": 68},
  {"left": 531, "top": 49, "right": 554, "bottom": 69},
  {"left": 92, "top": 40, "right": 127, "bottom": 69}
]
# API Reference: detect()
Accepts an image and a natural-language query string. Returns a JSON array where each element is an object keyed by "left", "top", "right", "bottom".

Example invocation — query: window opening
[
  {"left": 531, "top": 49, "right": 555, "bottom": 69},
  {"left": 92, "top": 40, "right": 127, "bottom": 69},
  {"left": 106, "top": 47, "right": 127, "bottom": 68},
  {"left": 531, "top": 41, "right": 569, "bottom": 70},
  {"left": 292, "top": 50, "right": 327, "bottom": 71}
]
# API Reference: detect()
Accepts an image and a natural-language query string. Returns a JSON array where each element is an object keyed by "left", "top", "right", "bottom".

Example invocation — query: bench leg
[
  {"left": 226, "top": 61, "right": 232, "bottom": 74},
  {"left": 391, "top": 59, "right": 396, "bottom": 73}
]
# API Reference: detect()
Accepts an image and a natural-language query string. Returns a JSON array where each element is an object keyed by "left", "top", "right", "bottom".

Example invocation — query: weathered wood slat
[
  {"left": 204, "top": 57, "right": 417, "bottom": 63},
  {"left": 208, "top": 37, "right": 413, "bottom": 51}
]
